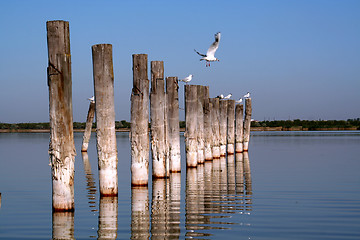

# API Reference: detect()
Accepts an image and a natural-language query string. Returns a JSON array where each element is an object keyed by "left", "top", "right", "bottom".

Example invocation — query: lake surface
[{"left": 0, "top": 131, "right": 359, "bottom": 239}]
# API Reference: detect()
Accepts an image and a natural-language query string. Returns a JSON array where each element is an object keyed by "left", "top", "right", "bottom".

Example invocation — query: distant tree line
[
  {"left": 251, "top": 118, "right": 360, "bottom": 130},
  {"left": 0, "top": 120, "right": 131, "bottom": 130},
  {"left": 1, "top": 119, "right": 359, "bottom": 130}
]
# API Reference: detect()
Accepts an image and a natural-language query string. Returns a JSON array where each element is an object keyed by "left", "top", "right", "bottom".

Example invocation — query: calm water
[{"left": 0, "top": 131, "right": 359, "bottom": 239}]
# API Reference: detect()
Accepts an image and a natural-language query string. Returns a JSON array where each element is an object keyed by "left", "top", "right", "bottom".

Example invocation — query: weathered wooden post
[
  {"left": 219, "top": 100, "right": 228, "bottom": 157},
  {"left": 203, "top": 87, "right": 213, "bottom": 161},
  {"left": 98, "top": 197, "right": 118, "bottom": 239},
  {"left": 150, "top": 61, "right": 167, "bottom": 178},
  {"left": 235, "top": 104, "right": 244, "bottom": 153},
  {"left": 227, "top": 100, "right": 236, "bottom": 155},
  {"left": 185, "top": 85, "right": 198, "bottom": 167},
  {"left": 197, "top": 85, "right": 205, "bottom": 164},
  {"left": 81, "top": 99, "right": 95, "bottom": 152},
  {"left": 243, "top": 98, "right": 252, "bottom": 151},
  {"left": 131, "top": 54, "right": 150, "bottom": 186},
  {"left": 210, "top": 98, "right": 220, "bottom": 159},
  {"left": 92, "top": 44, "right": 118, "bottom": 196},
  {"left": 166, "top": 77, "right": 181, "bottom": 172},
  {"left": 47, "top": 20, "right": 76, "bottom": 212}
]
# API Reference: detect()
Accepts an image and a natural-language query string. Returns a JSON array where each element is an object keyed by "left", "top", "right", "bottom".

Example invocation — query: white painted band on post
[
  {"left": 227, "top": 144, "right": 235, "bottom": 155},
  {"left": 220, "top": 145, "right": 226, "bottom": 156}
]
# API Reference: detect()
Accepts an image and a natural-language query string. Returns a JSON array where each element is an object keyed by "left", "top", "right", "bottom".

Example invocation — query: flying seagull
[
  {"left": 243, "top": 92, "right": 250, "bottom": 98},
  {"left": 223, "top": 93, "right": 232, "bottom": 99},
  {"left": 236, "top": 98, "right": 243, "bottom": 103},
  {"left": 194, "top": 32, "right": 221, "bottom": 67},
  {"left": 179, "top": 74, "right": 193, "bottom": 84}
]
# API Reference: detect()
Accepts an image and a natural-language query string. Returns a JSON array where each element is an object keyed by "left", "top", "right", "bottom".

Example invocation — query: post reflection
[
  {"left": 185, "top": 152, "right": 253, "bottom": 238},
  {"left": 151, "top": 178, "right": 167, "bottom": 239},
  {"left": 151, "top": 174, "right": 181, "bottom": 239},
  {"left": 243, "top": 152, "right": 252, "bottom": 214},
  {"left": 131, "top": 187, "right": 150, "bottom": 239},
  {"left": 97, "top": 196, "right": 118, "bottom": 239},
  {"left": 81, "top": 152, "right": 98, "bottom": 213},
  {"left": 52, "top": 211, "right": 75, "bottom": 240},
  {"left": 168, "top": 173, "right": 181, "bottom": 238}
]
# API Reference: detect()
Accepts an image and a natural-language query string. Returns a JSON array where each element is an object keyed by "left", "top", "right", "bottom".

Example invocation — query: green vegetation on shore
[
  {"left": 251, "top": 118, "right": 360, "bottom": 130},
  {"left": 0, "top": 119, "right": 359, "bottom": 131}
]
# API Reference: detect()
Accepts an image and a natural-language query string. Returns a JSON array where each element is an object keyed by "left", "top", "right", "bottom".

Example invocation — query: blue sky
[{"left": 0, "top": 0, "right": 359, "bottom": 123}]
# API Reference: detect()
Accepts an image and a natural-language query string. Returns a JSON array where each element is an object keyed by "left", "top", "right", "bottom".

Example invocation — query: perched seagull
[
  {"left": 179, "top": 74, "right": 193, "bottom": 84},
  {"left": 223, "top": 93, "right": 232, "bottom": 99},
  {"left": 194, "top": 32, "right": 221, "bottom": 67},
  {"left": 236, "top": 98, "right": 243, "bottom": 103},
  {"left": 88, "top": 96, "right": 95, "bottom": 103},
  {"left": 243, "top": 92, "right": 250, "bottom": 98},
  {"left": 216, "top": 94, "right": 224, "bottom": 99}
]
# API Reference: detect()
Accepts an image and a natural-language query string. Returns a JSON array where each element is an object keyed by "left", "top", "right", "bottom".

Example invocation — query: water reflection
[
  {"left": 98, "top": 196, "right": 118, "bottom": 239},
  {"left": 150, "top": 175, "right": 181, "bottom": 239},
  {"left": 185, "top": 153, "right": 253, "bottom": 238},
  {"left": 52, "top": 212, "right": 75, "bottom": 240},
  {"left": 131, "top": 187, "right": 150, "bottom": 239},
  {"left": 52, "top": 152, "right": 252, "bottom": 239},
  {"left": 81, "top": 152, "right": 98, "bottom": 213}
]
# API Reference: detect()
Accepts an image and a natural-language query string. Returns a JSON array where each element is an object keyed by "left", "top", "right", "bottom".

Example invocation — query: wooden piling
[
  {"left": 166, "top": 77, "right": 181, "bottom": 172},
  {"left": 235, "top": 104, "right": 244, "bottom": 153},
  {"left": 210, "top": 98, "right": 220, "bottom": 159},
  {"left": 243, "top": 98, "right": 252, "bottom": 151},
  {"left": 219, "top": 100, "right": 228, "bottom": 157},
  {"left": 150, "top": 61, "right": 167, "bottom": 178},
  {"left": 92, "top": 44, "right": 118, "bottom": 196},
  {"left": 203, "top": 87, "right": 213, "bottom": 160},
  {"left": 81, "top": 100, "right": 95, "bottom": 152},
  {"left": 184, "top": 85, "right": 198, "bottom": 167},
  {"left": 46, "top": 20, "right": 76, "bottom": 212},
  {"left": 197, "top": 85, "right": 205, "bottom": 164},
  {"left": 227, "top": 100, "right": 236, "bottom": 155},
  {"left": 131, "top": 54, "right": 150, "bottom": 186}
]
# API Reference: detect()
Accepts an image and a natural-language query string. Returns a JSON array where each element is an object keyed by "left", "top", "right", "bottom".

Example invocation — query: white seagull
[
  {"left": 179, "top": 74, "right": 193, "bottom": 84},
  {"left": 216, "top": 94, "right": 224, "bottom": 99},
  {"left": 194, "top": 32, "right": 221, "bottom": 67},
  {"left": 223, "top": 93, "right": 232, "bottom": 99},
  {"left": 243, "top": 92, "right": 250, "bottom": 98},
  {"left": 88, "top": 96, "right": 95, "bottom": 102},
  {"left": 236, "top": 98, "right": 243, "bottom": 103}
]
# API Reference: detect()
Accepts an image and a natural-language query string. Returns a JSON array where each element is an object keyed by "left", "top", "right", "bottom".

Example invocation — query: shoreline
[{"left": 0, "top": 126, "right": 358, "bottom": 133}]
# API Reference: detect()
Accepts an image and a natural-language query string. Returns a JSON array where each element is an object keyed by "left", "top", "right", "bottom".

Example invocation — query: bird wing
[
  {"left": 194, "top": 49, "right": 206, "bottom": 57},
  {"left": 206, "top": 32, "right": 221, "bottom": 58}
]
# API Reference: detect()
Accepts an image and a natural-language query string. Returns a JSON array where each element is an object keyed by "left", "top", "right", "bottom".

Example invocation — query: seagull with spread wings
[{"left": 194, "top": 32, "right": 221, "bottom": 67}]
